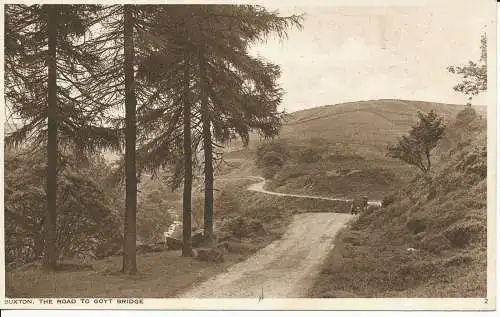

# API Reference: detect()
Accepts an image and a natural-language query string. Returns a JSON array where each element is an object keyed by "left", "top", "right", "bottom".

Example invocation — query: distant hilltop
[
  {"left": 4, "top": 99, "right": 487, "bottom": 163},
  {"left": 230, "top": 99, "right": 486, "bottom": 154}
]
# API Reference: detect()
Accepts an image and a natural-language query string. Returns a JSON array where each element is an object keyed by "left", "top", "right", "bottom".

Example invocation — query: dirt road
[
  {"left": 179, "top": 176, "right": 355, "bottom": 298},
  {"left": 248, "top": 176, "right": 382, "bottom": 207},
  {"left": 180, "top": 212, "right": 351, "bottom": 298},
  {"left": 178, "top": 177, "right": 381, "bottom": 298}
]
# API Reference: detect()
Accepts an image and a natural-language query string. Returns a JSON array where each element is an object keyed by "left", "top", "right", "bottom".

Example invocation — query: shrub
[
  {"left": 4, "top": 147, "right": 123, "bottom": 267},
  {"left": 456, "top": 107, "right": 478, "bottom": 126},
  {"left": 455, "top": 146, "right": 487, "bottom": 179},
  {"left": 298, "top": 148, "right": 322, "bottom": 163},
  {"left": 387, "top": 110, "right": 446, "bottom": 174},
  {"left": 444, "top": 221, "right": 484, "bottom": 248},
  {"left": 417, "top": 233, "right": 452, "bottom": 254},
  {"left": 406, "top": 218, "right": 427, "bottom": 234},
  {"left": 255, "top": 141, "right": 290, "bottom": 178},
  {"left": 217, "top": 216, "right": 265, "bottom": 240}
]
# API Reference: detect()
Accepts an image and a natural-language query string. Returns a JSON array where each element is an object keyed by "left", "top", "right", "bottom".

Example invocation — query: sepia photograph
[{"left": 0, "top": 0, "right": 497, "bottom": 311}]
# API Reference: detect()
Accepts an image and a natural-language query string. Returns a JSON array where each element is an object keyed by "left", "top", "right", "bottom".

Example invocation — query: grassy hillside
[
  {"left": 244, "top": 99, "right": 481, "bottom": 201},
  {"left": 235, "top": 99, "right": 479, "bottom": 153},
  {"left": 309, "top": 108, "right": 487, "bottom": 297}
]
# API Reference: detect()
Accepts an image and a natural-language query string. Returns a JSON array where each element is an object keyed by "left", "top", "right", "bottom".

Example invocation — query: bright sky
[{"left": 250, "top": 1, "right": 493, "bottom": 113}]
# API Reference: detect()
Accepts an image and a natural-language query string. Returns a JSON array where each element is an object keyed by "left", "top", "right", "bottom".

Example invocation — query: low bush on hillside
[
  {"left": 297, "top": 147, "right": 323, "bottom": 163},
  {"left": 255, "top": 141, "right": 290, "bottom": 178},
  {"left": 456, "top": 107, "right": 478, "bottom": 125}
]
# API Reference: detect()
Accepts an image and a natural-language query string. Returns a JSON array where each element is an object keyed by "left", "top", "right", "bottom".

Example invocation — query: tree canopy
[
  {"left": 387, "top": 110, "right": 446, "bottom": 174},
  {"left": 447, "top": 33, "right": 487, "bottom": 106}
]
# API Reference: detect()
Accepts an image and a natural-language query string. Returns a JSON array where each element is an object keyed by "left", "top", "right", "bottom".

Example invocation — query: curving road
[
  {"left": 179, "top": 176, "right": 374, "bottom": 298},
  {"left": 247, "top": 176, "right": 382, "bottom": 207}
]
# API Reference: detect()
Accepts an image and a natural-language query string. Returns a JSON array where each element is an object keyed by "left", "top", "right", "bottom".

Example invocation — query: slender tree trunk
[
  {"left": 44, "top": 4, "right": 58, "bottom": 270},
  {"left": 122, "top": 4, "right": 137, "bottom": 274},
  {"left": 198, "top": 40, "right": 214, "bottom": 245},
  {"left": 182, "top": 52, "right": 193, "bottom": 257}
]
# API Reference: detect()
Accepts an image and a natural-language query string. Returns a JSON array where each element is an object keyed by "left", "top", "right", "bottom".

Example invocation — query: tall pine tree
[
  {"left": 5, "top": 4, "right": 120, "bottom": 269},
  {"left": 193, "top": 5, "right": 302, "bottom": 244},
  {"left": 84, "top": 5, "right": 174, "bottom": 271},
  {"left": 136, "top": 5, "right": 302, "bottom": 248},
  {"left": 122, "top": 4, "right": 138, "bottom": 274}
]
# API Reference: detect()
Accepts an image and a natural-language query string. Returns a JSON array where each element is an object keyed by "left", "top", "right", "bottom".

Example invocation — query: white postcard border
[{"left": 0, "top": 0, "right": 497, "bottom": 311}]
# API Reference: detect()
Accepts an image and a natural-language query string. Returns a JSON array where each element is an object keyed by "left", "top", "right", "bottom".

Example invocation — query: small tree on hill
[{"left": 387, "top": 110, "right": 446, "bottom": 174}]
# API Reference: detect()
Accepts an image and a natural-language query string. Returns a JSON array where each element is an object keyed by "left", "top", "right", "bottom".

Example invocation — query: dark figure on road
[{"left": 350, "top": 196, "right": 369, "bottom": 215}]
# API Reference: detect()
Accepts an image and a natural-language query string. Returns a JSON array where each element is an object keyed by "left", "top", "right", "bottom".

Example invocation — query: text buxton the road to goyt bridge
[{"left": 2, "top": 0, "right": 493, "bottom": 310}]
